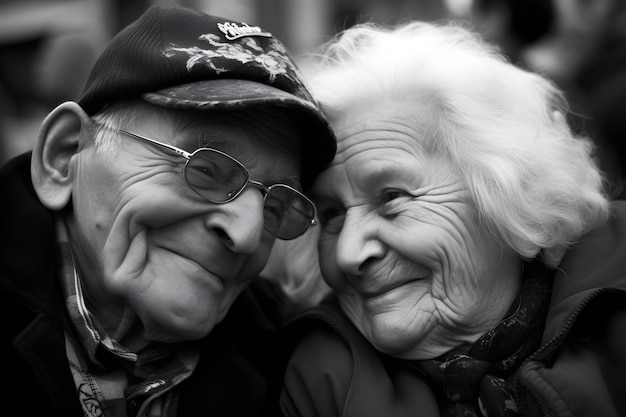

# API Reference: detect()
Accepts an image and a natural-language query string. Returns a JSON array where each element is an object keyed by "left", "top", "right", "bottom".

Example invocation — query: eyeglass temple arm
[
  {"left": 118, "top": 129, "right": 318, "bottom": 229},
  {"left": 118, "top": 129, "right": 193, "bottom": 159}
]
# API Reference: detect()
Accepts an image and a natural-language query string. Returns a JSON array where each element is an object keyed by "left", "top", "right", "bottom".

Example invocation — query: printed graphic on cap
[
  {"left": 217, "top": 22, "right": 272, "bottom": 40},
  {"left": 164, "top": 33, "right": 299, "bottom": 85}
]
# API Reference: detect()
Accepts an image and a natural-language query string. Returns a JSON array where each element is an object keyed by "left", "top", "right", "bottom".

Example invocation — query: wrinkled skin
[
  {"left": 65, "top": 107, "right": 302, "bottom": 349},
  {"left": 312, "top": 101, "right": 521, "bottom": 360}
]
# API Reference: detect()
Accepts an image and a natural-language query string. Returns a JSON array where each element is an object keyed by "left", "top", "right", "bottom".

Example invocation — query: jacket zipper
[{"left": 515, "top": 287, "right": 626, "bottom": 416}]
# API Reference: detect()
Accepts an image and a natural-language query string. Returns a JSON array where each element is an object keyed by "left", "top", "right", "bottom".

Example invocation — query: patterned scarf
[{"left": 407, "top": 259, "right": 554, "bottom": 417}]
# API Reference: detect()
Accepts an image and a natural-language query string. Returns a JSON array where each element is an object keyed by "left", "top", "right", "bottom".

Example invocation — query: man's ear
[{"left": 31, "top": 101, "right": 94, "bottom": 210}]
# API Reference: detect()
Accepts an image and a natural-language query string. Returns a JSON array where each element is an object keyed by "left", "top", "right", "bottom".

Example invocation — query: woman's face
[{"left": 312, "top": 101, "right": 521, "bottom": 360}]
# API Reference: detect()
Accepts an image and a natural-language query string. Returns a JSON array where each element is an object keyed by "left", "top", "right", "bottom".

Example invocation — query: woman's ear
[{"left": 30, "top": 101, "right": 94, "bottom": 210}]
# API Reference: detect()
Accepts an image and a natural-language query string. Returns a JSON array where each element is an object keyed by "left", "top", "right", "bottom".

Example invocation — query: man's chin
[{"left": 143, "top": 315, "right": 219, "bottom": 344}]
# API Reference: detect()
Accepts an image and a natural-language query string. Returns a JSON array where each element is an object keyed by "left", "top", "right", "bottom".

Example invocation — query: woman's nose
[{"left": 336, "top": 211, "right": 385, "bottom": 276}]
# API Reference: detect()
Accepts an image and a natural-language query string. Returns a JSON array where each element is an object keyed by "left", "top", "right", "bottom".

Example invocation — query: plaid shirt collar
[{"left": 57, "top": 216, "right": 199, "bottom": 416}]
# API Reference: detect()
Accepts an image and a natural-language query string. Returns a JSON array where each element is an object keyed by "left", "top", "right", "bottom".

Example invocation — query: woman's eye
[
  {"left": 318, "top": 206, "right": 345, "bottom": 226},
  {"left": 381, "top": 190, "right": 404, "bottom": 203},
  {"left": 379, "top": 189, "right": 416, "bottom": 217}
]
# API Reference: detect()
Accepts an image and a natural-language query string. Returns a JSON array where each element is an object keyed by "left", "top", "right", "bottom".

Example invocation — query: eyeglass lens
[
  {"left": 185, "top": 149, "right": 248, "bottom": 202},
  {"left": 184, "top": 149, "right": 314, "bottom": 239},
  {"left": 263, "top": 185, "right": 315, "bottom": 239}
]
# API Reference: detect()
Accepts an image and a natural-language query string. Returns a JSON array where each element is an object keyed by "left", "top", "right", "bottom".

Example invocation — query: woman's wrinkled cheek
[{"left": 318, "top": 241, "right": 344, "bottom": 290}]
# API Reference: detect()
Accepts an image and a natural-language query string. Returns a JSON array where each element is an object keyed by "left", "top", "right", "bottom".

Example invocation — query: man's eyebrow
[{"left": 197, "top": 130, "right": 228, "bottom": 148}]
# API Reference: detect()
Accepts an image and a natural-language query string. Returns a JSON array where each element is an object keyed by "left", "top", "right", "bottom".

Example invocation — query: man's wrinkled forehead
[{"left": 139, "top": 109, "right": 300, "bottom": 184}]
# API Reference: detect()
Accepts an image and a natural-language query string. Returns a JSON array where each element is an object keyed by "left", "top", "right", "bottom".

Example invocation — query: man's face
[{"left": 68, "top": 107, "right": 302, "bottom": 344}]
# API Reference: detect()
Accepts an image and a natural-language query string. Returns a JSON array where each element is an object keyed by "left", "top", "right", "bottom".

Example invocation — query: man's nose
[{"left": 204, "top": 187, "right": 266, "bottom": 253}]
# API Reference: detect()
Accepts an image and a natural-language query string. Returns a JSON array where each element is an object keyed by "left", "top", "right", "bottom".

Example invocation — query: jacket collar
[
  {"left": 0, "top": 152, "right": 59, "bottom": 314},
  {"left": 544, "top": 200, "right": 626, "bottom": 340}
]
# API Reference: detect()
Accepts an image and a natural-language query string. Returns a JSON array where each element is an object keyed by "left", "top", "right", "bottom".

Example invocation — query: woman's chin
[
  {"left": 355, "top": 314, "right": 423, "bottom": 357},
  {"left": 367, "top": 326, "right": 461, "bottom": 360},
  {"left": 367, "top": 330, "right": 422, "bottom": 358}
]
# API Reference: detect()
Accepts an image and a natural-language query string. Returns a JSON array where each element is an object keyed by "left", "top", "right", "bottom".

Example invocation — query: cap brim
[
  {"left": 142, "top": 79, "right": 336, "bottom": 189},
  {"left": 143, "top": 79, "right": 313, "bottom": 110}
]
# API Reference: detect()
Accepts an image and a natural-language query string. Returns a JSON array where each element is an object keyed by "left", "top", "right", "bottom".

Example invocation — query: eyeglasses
[{"left": 118, "top": 129, "right": 317, "bottom": 240}]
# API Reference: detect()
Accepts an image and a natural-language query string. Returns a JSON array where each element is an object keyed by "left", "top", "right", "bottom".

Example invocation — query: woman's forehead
[{"left": 334, "top": 99, "right": 437, "bottom": 148}]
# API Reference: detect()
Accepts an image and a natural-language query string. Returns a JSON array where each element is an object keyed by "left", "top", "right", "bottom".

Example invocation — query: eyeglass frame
[{"left": 112, "top": 128, "right": 317, "bottom": 240}]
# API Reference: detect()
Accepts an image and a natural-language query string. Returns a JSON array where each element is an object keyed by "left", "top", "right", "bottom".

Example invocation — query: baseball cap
[{"left": 77, "top": 5, "right": 336, "bottom": 188}]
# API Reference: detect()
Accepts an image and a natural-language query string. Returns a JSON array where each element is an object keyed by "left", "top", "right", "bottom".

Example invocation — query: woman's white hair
[{"left": 302, "top": 21, "right": 610, "bottom": 267}]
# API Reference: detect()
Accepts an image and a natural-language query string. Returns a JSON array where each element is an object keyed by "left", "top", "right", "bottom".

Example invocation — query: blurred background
[{"left": 1, "top": 0, "right": 625, "bottom": 197}]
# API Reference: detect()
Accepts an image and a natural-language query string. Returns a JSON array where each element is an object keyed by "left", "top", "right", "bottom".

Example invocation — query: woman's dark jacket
[
  {"left": 280, "top": 200, "right": 626, "bottom": 417},
  {"left": 0, "top": 153, "right": 287, "bottom": 416}
]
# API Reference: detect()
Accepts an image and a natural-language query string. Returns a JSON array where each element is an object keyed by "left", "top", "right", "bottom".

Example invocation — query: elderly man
[{"left": 0, "top": 5, "right": 335, "bottom": 417}]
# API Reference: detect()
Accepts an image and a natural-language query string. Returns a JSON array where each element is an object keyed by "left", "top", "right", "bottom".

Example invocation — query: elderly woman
[{"left": 278, "top": 21, "right": 626, "bottom": 417}]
